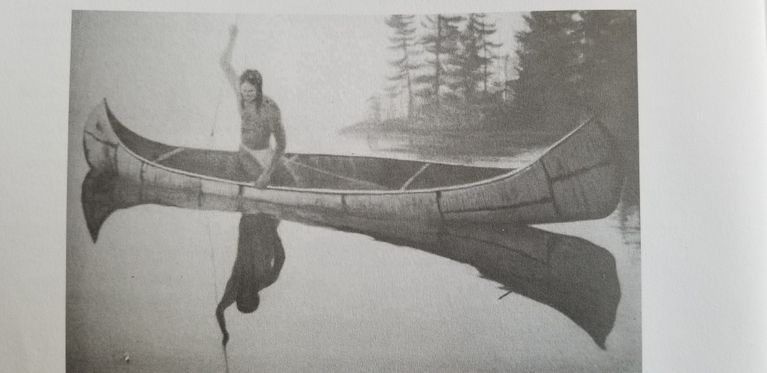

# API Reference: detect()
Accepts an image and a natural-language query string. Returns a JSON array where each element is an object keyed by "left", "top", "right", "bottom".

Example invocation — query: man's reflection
[{"left": 216, "top": 214, "right": 285, "bottom": 346}]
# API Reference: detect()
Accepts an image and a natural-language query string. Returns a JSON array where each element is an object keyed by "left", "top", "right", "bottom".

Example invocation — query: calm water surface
[{"left": 67, "top": 139, "right": 640, "bottom": 373}]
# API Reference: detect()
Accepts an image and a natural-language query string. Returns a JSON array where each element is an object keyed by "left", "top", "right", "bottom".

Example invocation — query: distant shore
[{"left": 339, "top": 119, "right": 567, "bottom": 158}]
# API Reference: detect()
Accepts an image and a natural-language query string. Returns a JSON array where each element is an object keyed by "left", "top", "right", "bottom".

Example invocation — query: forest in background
[{"left": 345, "top": 10, "right": 638, "bottom": 204}]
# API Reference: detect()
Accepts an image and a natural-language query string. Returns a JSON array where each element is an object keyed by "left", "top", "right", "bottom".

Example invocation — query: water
[{"left": 67, "top": 137, "right": 640, "bottom": 372}]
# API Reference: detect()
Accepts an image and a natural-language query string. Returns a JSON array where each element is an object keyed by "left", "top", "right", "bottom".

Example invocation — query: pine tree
[
  {"left": 384, "top": 15, "right": 419, "bottom": 119},
  {"left": 577, "top": 11, "right": 637, "bottom": 113},
  {"left": 448, "top": 14, "right": 483, "bottom": 104},
  {"left": 469, "top": 13, "right": 503, "bottom": 95},
  {"left": 448, "top": 13, "right": 504, "bottom": 104},
  {"left": 511, "top": 11, "right": 582, "bottom": 128},
  {"left": 416, "top": 14, "right": 463, "bottom": 110}
]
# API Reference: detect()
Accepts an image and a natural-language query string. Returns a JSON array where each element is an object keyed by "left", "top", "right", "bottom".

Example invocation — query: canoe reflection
[
  {"left": 338, "top": 221, "right": 620, "bottom": 349},
  {"left": 81, "top": 170, "right": 620, "bottom": 348}
]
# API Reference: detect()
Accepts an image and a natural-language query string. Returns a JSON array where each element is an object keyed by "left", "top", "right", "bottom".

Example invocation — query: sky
[{"left": 70, "top": 11, "right": 527, "bottom": 153}]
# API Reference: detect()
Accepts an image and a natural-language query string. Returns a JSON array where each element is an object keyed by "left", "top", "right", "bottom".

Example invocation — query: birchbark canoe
[{"left": 82, "top": 99, "right": 623, "bottom": 227}]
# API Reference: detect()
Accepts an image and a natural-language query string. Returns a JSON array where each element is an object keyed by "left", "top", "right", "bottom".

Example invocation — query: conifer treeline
[
  {"left": 380, "top": 13, "right": 502, "bottom": 126},
  {"left": 512, "top": 10, "right": 637, "bottom": 133},
  {"left": 375, "top": 11, "right": 637, "bottom": 137}
]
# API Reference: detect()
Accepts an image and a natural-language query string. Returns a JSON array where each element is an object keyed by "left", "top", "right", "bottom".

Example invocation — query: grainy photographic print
[{"left": 67, "top": 10, "right": 640, "bottom": 372}]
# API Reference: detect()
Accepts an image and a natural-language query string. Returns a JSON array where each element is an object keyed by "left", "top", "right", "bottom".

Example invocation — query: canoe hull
[{"left": 83, "top": 99, "right": 623, "bottom": 225}]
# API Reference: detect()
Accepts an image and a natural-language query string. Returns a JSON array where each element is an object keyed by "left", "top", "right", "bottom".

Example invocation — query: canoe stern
[
  {"left": 439, "top": 117, "right": 624, "bottom": 224},
  {"left": 541, "top": 119, "right": 624, "bottom": 221},
  {"left": 83, "top": 99, "right": 120, "bottom": 175}
]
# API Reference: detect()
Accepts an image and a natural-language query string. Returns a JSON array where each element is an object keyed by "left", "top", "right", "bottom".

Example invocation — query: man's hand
[{"left": 254, "top": 173, "right": 271, "bottom": 189}]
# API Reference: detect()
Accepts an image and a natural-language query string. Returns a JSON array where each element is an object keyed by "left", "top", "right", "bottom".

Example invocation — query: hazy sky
[{"left": 70, "top": 11, "right": 526, "bottom": 153}]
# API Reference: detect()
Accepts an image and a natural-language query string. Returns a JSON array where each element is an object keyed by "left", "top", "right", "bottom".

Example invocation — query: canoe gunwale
[{"left": 99, "top": 99, "right": 600, "bottom": 196}]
